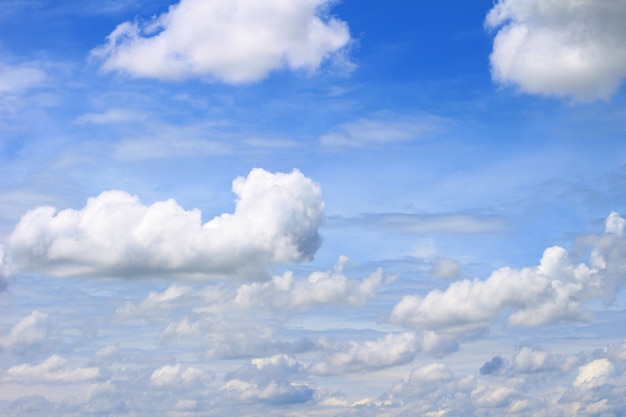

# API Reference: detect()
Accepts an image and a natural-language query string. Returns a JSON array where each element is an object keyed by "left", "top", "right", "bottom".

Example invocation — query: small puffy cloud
[
  {"left": 91, "top": 0, "right": 351, "bottom": 84},
  {"left": 408, "top": 363, "right": 454, "bottom": 384},
  {"left": 430, "top": 257, "right": 461, "bottom": 280},
  {"left": 234, "top": 256, "right": 387, "bottom": 309},
  {"left": 389, "top": 212, "right": 626, "bottom": 334},
  {"left": 573, "top": 358, "right": 614, "bottom": 388},
  {"left": 150, "top": 363, "right": 210, "bottom": 388},
  {"left": 320, "top": 113, "right": 447, "bottom": 147},
  {"left": 472, "top": 384, "right": 517, "bottom": 409},
  {"left": 512, "top": 347, "right": 551, "bottom": 373},
  {"left": 116, "top": 284, "right": 192, "bottom": 319},
  {"left": 5, "top": 355, "right": 100, "bottom": 383},
  {"left": 485, "top": 0, "right": 626, "bottom": 101},
  {"left": 0, "top": 310, "right": 50, "bottom": 349},
  {"left": 309, "top": 332, "right": 421, "bottom": 376},
  {"left": 7, "top": 168, "right": 323, "bottom": 280}
]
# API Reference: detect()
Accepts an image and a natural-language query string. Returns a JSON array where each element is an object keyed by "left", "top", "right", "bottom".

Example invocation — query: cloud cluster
[
  {"left": 91, "top": 0, "right": 351, "bottom": 83},
  {"left": 5, "top": 355, "right": 100, "bottom": 383},
  {"left": 486, "top": 0, "right": 626, "bottom": 100},
  {"left": 377, "top": 342, "right": 626, "bottom": 416},
  {"left": 6, "top": 168, "right": 324, "bottom": 280},
  {"left": 390, "top": 212, "right": 626, "bottom": 334}
]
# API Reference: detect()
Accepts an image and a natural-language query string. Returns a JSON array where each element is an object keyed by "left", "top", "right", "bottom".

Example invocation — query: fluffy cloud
[
  {"left": 0, "top": 310, "right": 50, "bottom": 349},
  {"left": 390, "top": 212, "right": 626, "bottom": 334},
  {"left": 91, "top": 0, "right": 351, "bottom": 83},
  {"left": 573, "top": 359, "right": 614, "bottom": 389},
  {"left": 7, "top": 168, "right": 323, "bottom": 280},
  {"left": 222, "top": 355, "right": 314, "bottom": 405},
  {"left": 234, "top": 256, "right": 387, "bottom": 309},
  {"left": 486, "top": 0, "right": 626, "bottom": 100},
  {"left": 150, "top": 363, "right": 210, "bottom": 388},
  {"left": 5, "top": 355, "right": 100, "bottom": 383},
  {"left": 309, "top": 332, "right": 421, "bottom": 376}
]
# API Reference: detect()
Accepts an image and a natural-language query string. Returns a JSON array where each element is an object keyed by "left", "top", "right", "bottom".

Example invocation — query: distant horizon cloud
[
  {"left": 5, "top": 168, "right": 324, "bottom": 280},
  {"left": 91, "top": 0, "right": 352, "bottom": 84},
  {"left": 486, "top": 0, "right": 626, "bottom": 101}
]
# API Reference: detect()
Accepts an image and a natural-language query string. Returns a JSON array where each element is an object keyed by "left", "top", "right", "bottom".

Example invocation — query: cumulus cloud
[
  {"left": 390, "top": 212, "right": 626, "bottom": 334},
  {"left": 150, "top": 363, "right": 210, "bottom": 388},
  {"left": 222, "top": 355, "right": 314, "bottom": 405},
  {"left": 309, "top": 332, "right": 421, "bottom": 376},
  {"left": 234, "top": 256, "right": 388, "bottom": 309},
  {"left": 0, "top": 310, "right": 50, "bottom": 349},
  {"left": 91, "top": 0, "right": 351, "bottom": 84},
  {"left": 7, "top": 168, "right": 324, "bottom": 280},
  {"left": 116, "top": 284, "right": 192, "bottom": 319},
  {"left": 486, "top": 0, "right": 626, "bottom": 101},
  {"left": 5, "top": 355, "right": 100, "bottom": 383},
  {"left": 573, "top": 358, "right": 614, "bottom": 388}
]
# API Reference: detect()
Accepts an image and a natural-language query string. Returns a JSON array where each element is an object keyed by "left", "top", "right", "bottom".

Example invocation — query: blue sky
[{"left": 1, "top": 0, "right": 626, "bottom": 415}]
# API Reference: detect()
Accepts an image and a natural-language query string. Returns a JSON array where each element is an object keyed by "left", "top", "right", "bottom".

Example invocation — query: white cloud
[
  {"left": 407, "top": 363, "right": 454, "bottom": 384},
  {"left": 150, "top": 363, "right": 209, "bottom": 387},
  {"left": 320, "top": 113, "right": 447, "bottom": 147},
  {"left": 389, "top": 211, "right": 626, "bottom": 333},
  {"left": 234, "top": 256, "right": 387, "bottom": 309},
  {"left": 512, "top": 347, "right": 551, "bottom": 373},
  {"left": 91, "top": 0, "right": 351, "bottom": 84},
  {"left": 221, "top": 354, "right": 314, "bottom": 405},
  {"left": 116, "top": 284, "right": 192, "bottom": 319},
  {"left": 573, "top": 358, "right": 614, "bottom": 388},
  {"left": 5, "top": 355, "right": 100, "bottom": 383},
  {"left": 486, "top": 0, "right": 626, "bottom": 101},
  {"left": 7, "top": 168, "right": 324, "bottom": 279},
  {"left": 0, "top": 310, "right": 50, "bottom": 348},
  {"left": 309, "top": 332, "right": 421, "bottom": 376}
]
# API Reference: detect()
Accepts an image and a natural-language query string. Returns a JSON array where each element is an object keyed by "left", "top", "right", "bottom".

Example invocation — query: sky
[{"left": 1, "top": 0, "right": 626, "bottom": 415}]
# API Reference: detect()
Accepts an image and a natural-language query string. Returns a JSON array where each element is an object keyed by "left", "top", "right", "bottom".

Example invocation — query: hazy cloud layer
[
  {"left": 6, "top": 169, "right": 324, "bottom": 279},
  {"left": 320, "top": 113, "right": 448, "bottom": 147},
  {"left": 486, "top": 0, "right": 626, "bottom": 100},
  {"left": 92, "top": 0, "right": 351, "bottom": 83}
]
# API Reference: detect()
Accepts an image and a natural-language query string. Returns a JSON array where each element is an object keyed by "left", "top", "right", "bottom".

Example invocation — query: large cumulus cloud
[
  {"left": 486, "top": 0, "right": 626, "bottom": 100},
  {"left": 6, "top": 168, "right": 324, "bottom": 280},
  {"left": 91, "top": 0, "right": 352, "bottom": 84}
]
